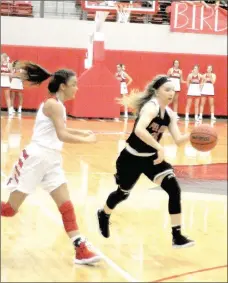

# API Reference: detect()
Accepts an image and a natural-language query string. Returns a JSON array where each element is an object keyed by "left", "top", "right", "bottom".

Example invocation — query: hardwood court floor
[{"left": 1, "top": 114, "right": 227, "bottom": 282}]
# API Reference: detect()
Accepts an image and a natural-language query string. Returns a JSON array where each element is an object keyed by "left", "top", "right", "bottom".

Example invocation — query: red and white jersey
[
  {"left": 190, "top": 74, "right": 200, "bottom": 84},
  {"left": 205, "top": 73, "right": 213, "bottom": 83},
  {"left": 1, "top": 61, "right": 11, "bottom": 75},
  {"left": 170, "top": 68, "right": 181, "bottom": 79},
  {"left": 116, "top": 71, "right": 126, "bottom": 82},
  {"left": 31, "top": 98, "right": 67, "bottom": 151}
]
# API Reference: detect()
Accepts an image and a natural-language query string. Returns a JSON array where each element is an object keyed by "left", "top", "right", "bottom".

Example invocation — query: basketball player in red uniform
[
  {"left": 97, "top": 75, "right": 194, "bottom": 248},
  {"left": 167, "top": 60, "right": 185, "bottom": 119},
  {"left": 199, "top": 65, "right": 216, "bottom": 120},
  {"left": 115, "top": 63, "right": 133, "bottom": 118},
  {"left": 185, "top": 65, "right": 202, "bottom": 121},
  {"left": 1, "top": 53, "right": 13, "bottom": 115},
  {"left": 1, "top": 61, "right": 101, "bottom": 265},
  {"left": 10, "top": 60, "right": 24, "bottom": 114}
]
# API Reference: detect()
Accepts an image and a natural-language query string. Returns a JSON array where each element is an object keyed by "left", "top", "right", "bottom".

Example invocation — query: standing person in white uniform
[
  {"left": 185, "top": 65, "right": 202, "bottom": 121},
  {"left": 10, "top": 60, "right": 24, "bottom": 114},
  {"left": 1, "top": 61, "right": 102, "bottom": 265},
  {"left": 167, "top": 60, "right": 185, "bottom": 119},
  {"left": 199, "top": 65, "right": 216, "bottom": 121},
  {"left": 115, "top": 63, "right": 133, "bottom": 118},
  {"left": 1, "top": 53, "right": 13, "bottom": 115}
]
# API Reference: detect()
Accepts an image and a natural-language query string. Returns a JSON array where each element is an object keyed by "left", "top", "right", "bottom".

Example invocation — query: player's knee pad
[
  {"left": 106, "top": 186, "right": 130, "bottom": 209},
  {"left": 160, "top": 173, "right": 181, "bottom": 214},
  {"left": 59, "top": 200, "right": 78, "bottom": 232},
  {"left": 1, "top": 202, "right": 17, "bottom": 217}
]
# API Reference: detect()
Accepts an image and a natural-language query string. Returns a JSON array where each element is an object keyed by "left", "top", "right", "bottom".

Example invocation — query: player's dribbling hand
[
  {"left": 84, "top": 133, "right": 97, "bottom": 143},
  {"left": 154, "top": 147, "right": 165, "bottom": 165}
]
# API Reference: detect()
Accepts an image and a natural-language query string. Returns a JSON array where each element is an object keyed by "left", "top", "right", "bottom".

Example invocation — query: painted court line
[
  {"left": 34, "top": 200, "right": 138, "bottom": 282},
  {"left": 152, "top": 265, "right": 227, "bottom": 282}
]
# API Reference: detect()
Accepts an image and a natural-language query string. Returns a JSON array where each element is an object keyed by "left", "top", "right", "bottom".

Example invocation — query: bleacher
[{"left": 1, "top": 0, "right": 33, "bottom": 17}]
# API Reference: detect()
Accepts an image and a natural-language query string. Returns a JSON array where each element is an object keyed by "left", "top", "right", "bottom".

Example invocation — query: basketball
[{"left": 190, "top": 124, "right": 218, "bottom": 152}]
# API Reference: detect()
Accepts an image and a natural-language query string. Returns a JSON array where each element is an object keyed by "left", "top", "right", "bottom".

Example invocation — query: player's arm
[
  {"left": 134, "top": 103, "right": 163, "bottom": 151},
  {"left": 125, "top": 72, "right": 133, "bottom": 86},
  {"left": 199, "top": 73, "right": 204, "bottom": 89},
  {"left": 211, "top": 73, "right": 216, "bottom": 84},
  {"left": 200, "top": 74, "right": 206, "bottom": 84},
  {"left": 180, "top": 70, "right": 186, "bottom": 83},
  {"left": 44, "top": 100, "right": 95, "bottom": 143},
  {"left": 66, "top": 128, "right": 93, "bottom": 136},
  {"left": 186, "top": 74, "right": 191, "bottom": 88},
  {"left": 167, "top": 68, "right": 172, "bottom": 76},
  {"left": 168, "top": 111, "right": 189, "bottom": 146}
]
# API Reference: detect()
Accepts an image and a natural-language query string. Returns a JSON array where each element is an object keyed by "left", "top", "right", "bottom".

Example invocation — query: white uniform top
[{"left": 31, "top": 99, "right": 66, "bottom": 151}]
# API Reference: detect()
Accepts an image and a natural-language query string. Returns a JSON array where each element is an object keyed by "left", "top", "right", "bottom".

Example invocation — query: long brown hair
[
  {"left": 117, "top": 74, "right": 167, "bottom": 114},
  {"left": 16, "top": 61, "right": 75, "bottom": 94}
]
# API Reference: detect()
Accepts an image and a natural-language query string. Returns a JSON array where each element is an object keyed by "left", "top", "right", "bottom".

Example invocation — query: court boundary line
[
  {"left": 33, "top": 200, "right": 138, "bottom": 282},
  {"left": 151, "top": 264, "right": 227, "bottom": 282}
]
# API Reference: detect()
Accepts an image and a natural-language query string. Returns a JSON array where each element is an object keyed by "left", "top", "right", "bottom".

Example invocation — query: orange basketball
[{"left": 190, "top": 124, "right": 218, "bottom": 152}]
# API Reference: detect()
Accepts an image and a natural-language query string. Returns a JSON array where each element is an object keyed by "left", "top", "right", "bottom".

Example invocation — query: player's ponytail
[
  {"left": 117, "top": 75, "right": 167, "bottom": 114},
  {"left": 16, "top": 61, "right": 76, "bottom": 94},
  {"left": 17, "top": 61, "right": 52, "bottom": 85}
]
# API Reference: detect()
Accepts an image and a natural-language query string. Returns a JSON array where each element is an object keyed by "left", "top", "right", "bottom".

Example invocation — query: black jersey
[{"left": 126, "top": 100, "right": 171, "bottom": 153}]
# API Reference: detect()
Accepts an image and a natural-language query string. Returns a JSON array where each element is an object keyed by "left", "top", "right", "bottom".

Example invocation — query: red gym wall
[{"left": 1, "top": 44, "right": 227, "bottom": 116}]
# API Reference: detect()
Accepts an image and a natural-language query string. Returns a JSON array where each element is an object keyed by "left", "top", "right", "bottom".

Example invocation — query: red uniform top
[
  {"left": 1, "top": 62, "right": 11, "bottom": 75},
  {"left": 116, "top": 71, "right": 126, "bottom": 83},
  {"left": 190, "top": 74, "right": 200, "bottom": 84},
  {"left": 170, "top": 68, "right": 181, "bottom": 79},
  {"left": 205, "top": 74, "right": 212, "bottom": 83}
]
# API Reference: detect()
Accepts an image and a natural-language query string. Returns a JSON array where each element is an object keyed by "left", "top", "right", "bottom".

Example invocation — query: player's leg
[
  {"left": 4, "top": 89, "right": 12, "bottom": 115},
  {"left": 185, "top": 97, "right": 192, "bottom": 121},
  {"left": 1, "top": 190, "right": 27, "bottom": 217},
  {"left": 43, "top": 155, "right": 101, "bottom": 265},
  {"left": 144, "top": 158, "right": 195, "bottom": 248},
  {"left": 49, "top": 183, "right": 101, "bottom": 264},
  {"left": 1, "top": 147, "right": 45, "bottom": 217},
  {"left": 10, "top": 91, "right": 16, "bottom": 113},
  {"left": 194, "top": 97, "right": 200, "bottom": 121},
  {"left": 97, "top": 149, "right": 142, "bottom": 238},
  {"left": 17, "top": 91, "right": 23, "bottom": 114},
  {"left": 199, "top": 96, "right": 206, "bottom": 120},
  {"left": 209, "top": 96, "right": 216, "bottom": 120}
]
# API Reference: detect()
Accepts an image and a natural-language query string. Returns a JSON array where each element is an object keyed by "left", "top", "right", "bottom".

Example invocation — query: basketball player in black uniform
[{"left": 97, "top": 75, "right": 195, "bottom": 248}]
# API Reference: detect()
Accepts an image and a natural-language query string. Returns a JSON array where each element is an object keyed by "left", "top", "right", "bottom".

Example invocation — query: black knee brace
[
  {"left": 106, "top": 186, "right": 130, "bottom": 209},
  {"left": 160, "top": 173, "right": 181, "bottom": 214}
]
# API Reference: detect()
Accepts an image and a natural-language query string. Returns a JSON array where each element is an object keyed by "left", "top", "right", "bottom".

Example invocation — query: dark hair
[
  {"left": 17, "top": 61, "right": 75, "bottom": 94},
  {"left": 12, "top": 60, "right": 18, "bottom": 68},
  {"left": 118, "top": 74, "right": 168, "bottom": 113},
  {"left": 117, "top": 63, "right": 124, "bottom": 68}
]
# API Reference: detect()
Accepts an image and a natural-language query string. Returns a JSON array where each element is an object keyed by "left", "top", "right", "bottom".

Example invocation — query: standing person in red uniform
[
  {"left": 185, "top": 65, "right": 202, "bottom": 121},
  {"left": 115, "top": 63, "right": 133, "bottom": 118},
  {"left": 1, "top": 53, "right": 13, "bottom": 115},
  {"left": 167, "top": 60, "right": 185, "bottom": 119},
  {"left": 1, "top": 61, "right": 101, "bottom": 265},
  {"left": 199, "top": 65, "right": 217, "bottom": 121}
]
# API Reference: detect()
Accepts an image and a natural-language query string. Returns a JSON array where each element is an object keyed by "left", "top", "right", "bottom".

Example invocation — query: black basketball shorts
[{"left": 114, "top": 149, "right": 173, "bottom": 191}]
